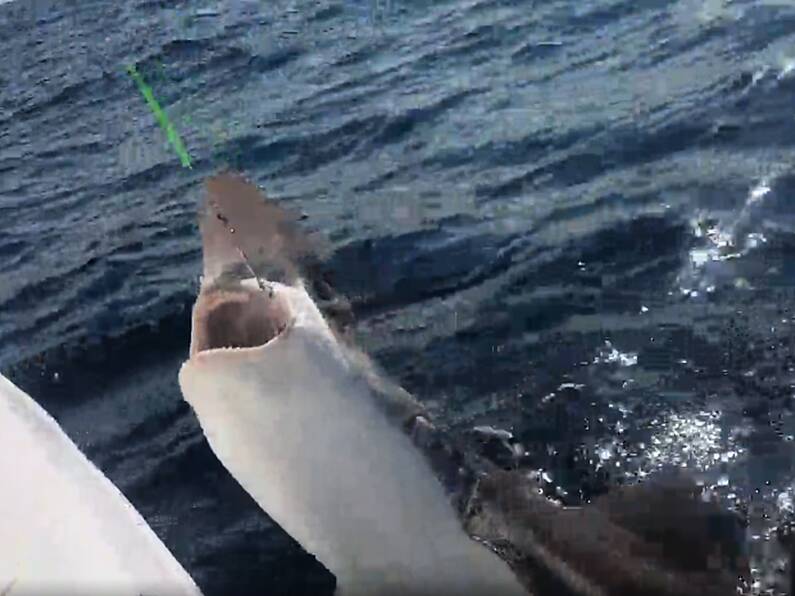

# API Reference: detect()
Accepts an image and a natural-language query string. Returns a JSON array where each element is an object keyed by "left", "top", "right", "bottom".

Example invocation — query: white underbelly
[{"left": 180, "top": 333, "right": 526, "bottom": 596}]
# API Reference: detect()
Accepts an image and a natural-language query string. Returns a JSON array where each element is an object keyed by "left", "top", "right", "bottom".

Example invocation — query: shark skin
[
  {"left": 179, "top": 173, "right": 528, "bottom": 596},
  {"left": 179, "top": 171, "right": 749, "bottom": 596}
]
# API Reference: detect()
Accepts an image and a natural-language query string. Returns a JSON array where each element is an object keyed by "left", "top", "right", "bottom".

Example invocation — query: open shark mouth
[
  {"left": 190, "top": 283, "right": 292, "bottom": 356},
  {"left": 187, "top": 171, "right": 320, "bottom": 356}
]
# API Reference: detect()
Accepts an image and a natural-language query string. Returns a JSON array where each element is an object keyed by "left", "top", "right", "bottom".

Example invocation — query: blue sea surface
[{"left": 2, "top": 0, "right": 795, "bottom": 593}]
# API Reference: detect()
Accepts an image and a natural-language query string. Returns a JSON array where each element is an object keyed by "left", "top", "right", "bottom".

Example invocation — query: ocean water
[{"left": 2, "top": 0, "right": 795, "bottom": 593}]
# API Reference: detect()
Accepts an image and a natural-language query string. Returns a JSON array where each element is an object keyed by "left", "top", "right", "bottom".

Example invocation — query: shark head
[{"left": 187, "top": 172, "right": 328, "bottom": 358}]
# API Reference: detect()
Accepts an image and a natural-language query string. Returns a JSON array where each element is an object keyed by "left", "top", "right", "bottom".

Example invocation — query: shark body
[{"left": 179, "top": 172, "right": 748, "bottom": 596}]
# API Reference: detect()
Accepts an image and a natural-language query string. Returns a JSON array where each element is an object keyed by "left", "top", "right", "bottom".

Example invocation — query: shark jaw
[{"left": 178, "top": 174, "right": 527, "bottom": 596}]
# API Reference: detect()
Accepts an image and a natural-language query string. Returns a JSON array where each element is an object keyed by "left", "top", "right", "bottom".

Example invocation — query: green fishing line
[{"left": 126, "top": 64, "right": 193, "bottom": 169}]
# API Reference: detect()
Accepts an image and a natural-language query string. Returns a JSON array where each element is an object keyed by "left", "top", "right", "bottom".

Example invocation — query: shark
[
  {"left": 0, "top": 372, "right": 202, "bottom": 596},
  {"left": 178, "top": 171, "right": 749, "bottom": 596}
]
